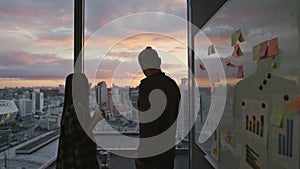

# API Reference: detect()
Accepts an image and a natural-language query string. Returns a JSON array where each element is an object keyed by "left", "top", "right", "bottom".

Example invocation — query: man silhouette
[{"left": 135, "top": 46, "right": 181, "bottom": 169}]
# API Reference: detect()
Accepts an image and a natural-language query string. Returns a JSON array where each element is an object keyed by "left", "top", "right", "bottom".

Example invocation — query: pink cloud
[{"left": 0, "top": 51, "right": 61, "bottom": 66}]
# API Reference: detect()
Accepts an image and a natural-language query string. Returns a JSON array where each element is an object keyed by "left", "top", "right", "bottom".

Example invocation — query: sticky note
[
  {"left": 267, "top": 38, "right": 279, "bottom": 57},
  {"left": 286, "top": 96, "right": 300, "bottom": 111},
  {"left": 208, "top": 45, "right": 216, "bottom": 55},
  {"left": 230, "top": 136, "right": 237, "bottom": 148},
  {"left": 232, "top": 44, "right": 243, "bottom": 58},
  {"left": 231, "top": 29, "right": 245, "bottom": 46},
  {"left": 236, "top": 29, "right": 245, "bottom": 43},
  {"left": 223, "top": 129, "right": 227, "bottom": 140},
  {"left": 270, "top": 108, "right": 283, "bottom": 127},
  {"left": 237, "top": 65, "right": 244, "bottom": 78},
  {"left": 259, "top": 41, "right": 268, "bottom": 58},
  {"left": 225, "top": 130, "right": 232, "bottom": 144},
  {"left": 252, "top": 44, "right": 260, "bottom": 61},
  {"left": 284, "top": 110, "right": 295, "bottom": 120},
  {"left": 231, "top": 33, "right": 237, "bottom": 46}
]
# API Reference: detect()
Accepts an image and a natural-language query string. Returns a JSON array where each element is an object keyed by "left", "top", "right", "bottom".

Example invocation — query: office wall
[{"left": 193, "top": 0, "right": 300, "bottom": 168}]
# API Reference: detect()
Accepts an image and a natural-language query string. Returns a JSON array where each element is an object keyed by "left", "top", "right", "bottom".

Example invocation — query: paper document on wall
[{"left": 242, "top": 99, "right": 269, "bottom": 146}]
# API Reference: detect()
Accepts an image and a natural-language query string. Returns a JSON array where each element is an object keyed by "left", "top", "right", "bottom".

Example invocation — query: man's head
[{"left": 138, "top": 46, "right": 161, "bottom": 76}]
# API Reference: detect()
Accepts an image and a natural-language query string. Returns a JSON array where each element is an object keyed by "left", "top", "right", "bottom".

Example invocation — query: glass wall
[
  {"left": 0, "top": 1, "right": 73, "bottom": 168},
  {"left": 83, "top": 0, "right": 189, "bottom": 168},
  {"left": 194, "top": 0, "right": 300, "bottom": 169}
]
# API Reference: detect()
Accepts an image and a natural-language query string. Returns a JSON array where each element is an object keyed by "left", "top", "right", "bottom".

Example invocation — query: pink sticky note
[
  {"left": 237, "top": 65, "right": 244, "bottom": 78},
  {"left": 232, "top": 44, "right": 243, "bottom": 58},
  {"left": 267, "top": 38, "right": 279, "bottom": 57},
  {"left": 259, "top": 41, "right": 268, "bottom": 58}
]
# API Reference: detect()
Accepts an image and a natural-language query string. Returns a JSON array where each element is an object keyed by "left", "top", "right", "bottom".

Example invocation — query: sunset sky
[
  {"left": 0, "top": 0, "right": 299, "bottom": 88},
  {"left": 0, "top": 0, "right": 188, "bottom": 88}
]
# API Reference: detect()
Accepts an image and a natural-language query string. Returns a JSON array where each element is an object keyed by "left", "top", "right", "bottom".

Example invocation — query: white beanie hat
[{"left": 138, "top": 46, "right": 161, "bottom": 70}]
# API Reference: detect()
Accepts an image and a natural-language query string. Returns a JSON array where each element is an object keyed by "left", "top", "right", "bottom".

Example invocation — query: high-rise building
[
  {"left": 95, "top": 81, "right": 108, "bottom": 109},
  {"left": 58, "top": 84, "right": 65, "bottom": 95},
  {"left": 129, "top": 88, "right": 139, "bottom": 121},
  {"left": 89, "top": 88, "right": 98, "bottom": 109},
  {"left": 107, "top": 89, "right": 113, "bottom": 113},
  {"left": 31, "top": 91, "right": 44, "bottom": 113},
  {"left": 111, "top": 86, "right": 121, "bottom": 115},
  {"left": 16, "top": 99, "right": 33, "bottom": 117},
  {"left": 130, "top": 89, "right": 138, "bottom": 110}
]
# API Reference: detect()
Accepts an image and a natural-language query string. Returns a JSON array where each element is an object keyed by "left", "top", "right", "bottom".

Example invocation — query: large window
[
  {"left": 84, "top": 0, "right": 189, "bottom": 168},
  {"left": 0, "top": 1, "right": 73, "bottom": 168},
  {"left": 0, "top": 0, "right": 190, "bottom": 169}
]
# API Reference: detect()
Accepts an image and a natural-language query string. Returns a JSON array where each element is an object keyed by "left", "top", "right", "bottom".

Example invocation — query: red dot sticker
[
  {"left": 259, "top": 85, "right": 263, "bottom": 91},
  {"left": 261, "top": 103, "right": 266, "bottom": 108},
  {"left": 283, "top": 94, "right": 289, "bottom": 101}
]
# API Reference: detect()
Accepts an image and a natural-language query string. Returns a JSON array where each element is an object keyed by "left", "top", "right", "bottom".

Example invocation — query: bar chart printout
[
  {"left": 278, "top": 119, "right": 293, "bottom": 157},
  {"left": 246, "top": 144, "right": 261, "bottom": 169}
]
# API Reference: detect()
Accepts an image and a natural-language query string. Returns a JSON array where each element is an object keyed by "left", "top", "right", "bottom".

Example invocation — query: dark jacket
[
  {"left": 56, "top": 73, "right": 99, "bottom": 169},
  {"left": 136, "top": 71, "right": 181, "bottom": 169}
]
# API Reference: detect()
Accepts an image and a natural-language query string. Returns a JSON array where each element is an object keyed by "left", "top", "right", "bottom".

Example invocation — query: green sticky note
[
  {"left": 231, "top": 34, "right": 237, "bottom": 46},
  {"left": 284, "top": 110, "right": 295, "bottom": 120},
  {"left": 230, "top": 136, "right": 237, "bottom": 148},
  {"left": 253, "top": 44, "right": 260, "bottom": 61},
  {"left": 237, "top": 29, "right": 245, "bottom": 43},
  {"left": 270, "top": 108, "right": 283, "bottom": 127}
]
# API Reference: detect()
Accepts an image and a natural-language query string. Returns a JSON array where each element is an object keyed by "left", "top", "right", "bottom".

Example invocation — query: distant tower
[
  {"left": 111, "top": 86, "right": 121, "bottom": 115},
  {"left": 130, "top": 89, "right": 138, "bottom": 110},
  {"left": 17, "top": 99, "right": 33, "bottom": 117},
  {"left": 31, "top": 90, "right": 44, "bottom": 113},
  {"left": 107, "top": 89, "right": 112, "bottom": 112},
  {"left": 130, "top": 88, "right": 139, "bottom": 120},
  {"left": 58, "top": 84, "right": 65, "bottom": 95},
  {"left": 95, "top": 81, "right": 108, "bottom": 109}
]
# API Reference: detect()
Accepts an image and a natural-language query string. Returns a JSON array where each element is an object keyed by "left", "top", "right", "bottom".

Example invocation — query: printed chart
[{"left": 242, "top": 99, "right": 268, "bottom": 146}]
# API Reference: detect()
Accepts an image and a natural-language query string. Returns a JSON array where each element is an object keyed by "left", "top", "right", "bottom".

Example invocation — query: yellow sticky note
[
  {"left": 236, "top": 29, "right": 245, "bottom": 43},
  {"left": 231, "top": 34, "right": 237, "bottom": 46},
  {"left": 252, "top": 44, "right": 260, "bottom": 61},
  {"left": 270, "top": 108, "right": 283, "bottom": 127},
  {"left": 231, "top": 29, "right": 245, "bottom": 46}
]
